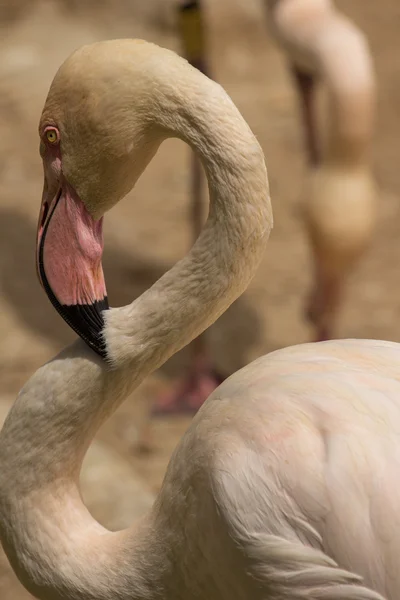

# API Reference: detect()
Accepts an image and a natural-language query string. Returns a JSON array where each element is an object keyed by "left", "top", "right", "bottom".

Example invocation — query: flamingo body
[{"left": 158, "top": 338, "right": 400, "bottom": 599}]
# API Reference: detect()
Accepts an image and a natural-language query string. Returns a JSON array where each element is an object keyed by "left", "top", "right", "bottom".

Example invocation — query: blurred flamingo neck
[
  {"left": 316, "top": 15, "right": 375, "bottom": 166},
  {"left": 271, "top": 2, "right": 375, "bottom": 166}
]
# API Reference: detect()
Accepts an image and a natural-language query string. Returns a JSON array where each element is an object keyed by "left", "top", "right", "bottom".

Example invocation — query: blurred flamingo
[{"left": 264, "top": 0, "right": 377, "bottom": 341}]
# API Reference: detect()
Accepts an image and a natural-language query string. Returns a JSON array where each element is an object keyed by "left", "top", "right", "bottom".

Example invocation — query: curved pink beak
[{"left": 36, "top": 181, "right": 109, "bottom": 359}]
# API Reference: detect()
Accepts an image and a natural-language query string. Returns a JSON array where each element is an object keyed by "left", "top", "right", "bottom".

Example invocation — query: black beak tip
[{"left": 60, "top": 298, "right": 110, "bottom": 360}]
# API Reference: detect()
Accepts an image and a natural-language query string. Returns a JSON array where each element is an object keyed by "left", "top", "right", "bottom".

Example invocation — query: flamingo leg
[
  {"left": 152, "top": 334, "right": 225, "bottom": 415},
  {"left": 305, "top": 259, "right": 343, "bottom": 342},
  {"left": 290, "top": 64, "right": 343, "bottom": 339},
  {"left": 290, "top": 64, "right": 320, "bottom": 167}
]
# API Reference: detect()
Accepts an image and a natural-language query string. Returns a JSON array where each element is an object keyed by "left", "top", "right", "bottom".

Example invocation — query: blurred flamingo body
[{"left": 0, "top": 39, "right": 395, "bottom": 600}]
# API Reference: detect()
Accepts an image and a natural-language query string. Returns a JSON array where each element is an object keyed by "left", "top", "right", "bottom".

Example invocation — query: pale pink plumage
[{"left": 0, "top": 39, "right": 394, "bottom": 600}]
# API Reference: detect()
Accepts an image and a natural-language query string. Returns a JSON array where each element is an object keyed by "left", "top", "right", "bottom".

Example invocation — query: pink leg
[
  {"left": 292, "top": 65, "right": 339, "bottom": 340},
  {"left": 305, "top": 262, "right": 342, "bottom": 342},
  {"left": 152, "top": 336, "right": 225, "bottom": 415},
  {"left": 305, "top": 287, "right": 333, "bottom": 342}
]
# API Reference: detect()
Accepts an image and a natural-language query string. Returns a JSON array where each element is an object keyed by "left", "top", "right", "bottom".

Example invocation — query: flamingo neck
[
  {"left": 0, "top": 55, "right": 272, "bottom": 600},
  {"left": 104, "top": 58, "right": 272, "bottom": 377},
  {"left": 0, "top": 348, "right": 162, "bottom": 598},
  {"left": 316, "top": 14, "right": 376, "bottom": 167},
  {"left": 271, "top": 0, "right": 375, "bottom": 167}
]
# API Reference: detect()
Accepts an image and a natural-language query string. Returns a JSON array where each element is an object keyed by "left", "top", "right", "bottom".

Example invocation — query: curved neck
[
  {"left": 271, "top": 0, "right": 375, "bottom": 166},
  {"left": 0, "top": 57, "right": 272, "bottom": 599},
  {"left": 316, "top": 14, "right": 376, "bottom": 166},
  {"left": 104, "top": 62, "right": 272, "bottom": 374}
]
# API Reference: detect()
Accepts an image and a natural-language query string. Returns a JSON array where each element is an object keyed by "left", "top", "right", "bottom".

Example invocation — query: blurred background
[{"left": 0, "top": 0, "right": 399, "bottom": 596}]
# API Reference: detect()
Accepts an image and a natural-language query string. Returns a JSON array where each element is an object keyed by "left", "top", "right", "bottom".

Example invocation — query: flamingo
[
  {"left": 0, "top": 39, "right": 395, "bottom": 599},
  {"left": 264, "top": 0, "right": 377, "bottom": 340}
]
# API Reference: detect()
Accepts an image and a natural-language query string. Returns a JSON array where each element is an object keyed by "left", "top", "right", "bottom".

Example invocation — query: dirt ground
[{"left": 0, "top": 0, "right": 400, "bottom": 596}]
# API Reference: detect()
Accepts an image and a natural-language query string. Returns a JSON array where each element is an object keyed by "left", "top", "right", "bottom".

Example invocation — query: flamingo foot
[{"left": 152, "top": 367, "right": 225, "bottom": 416}]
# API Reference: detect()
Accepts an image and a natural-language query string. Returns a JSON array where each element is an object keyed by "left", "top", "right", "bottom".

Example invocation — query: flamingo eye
[{"left": 45, "top": 128, "right": 59, "bottom": 145}]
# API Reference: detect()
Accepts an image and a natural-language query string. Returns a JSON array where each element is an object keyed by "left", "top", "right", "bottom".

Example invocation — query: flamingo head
[{"left": 36, "top": 40, "right": 166, "bottom": 359}]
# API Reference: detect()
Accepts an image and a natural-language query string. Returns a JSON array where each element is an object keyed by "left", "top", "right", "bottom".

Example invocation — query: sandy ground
[{"left": 0, "top": 0, "right": 400, "bottom": 596}]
